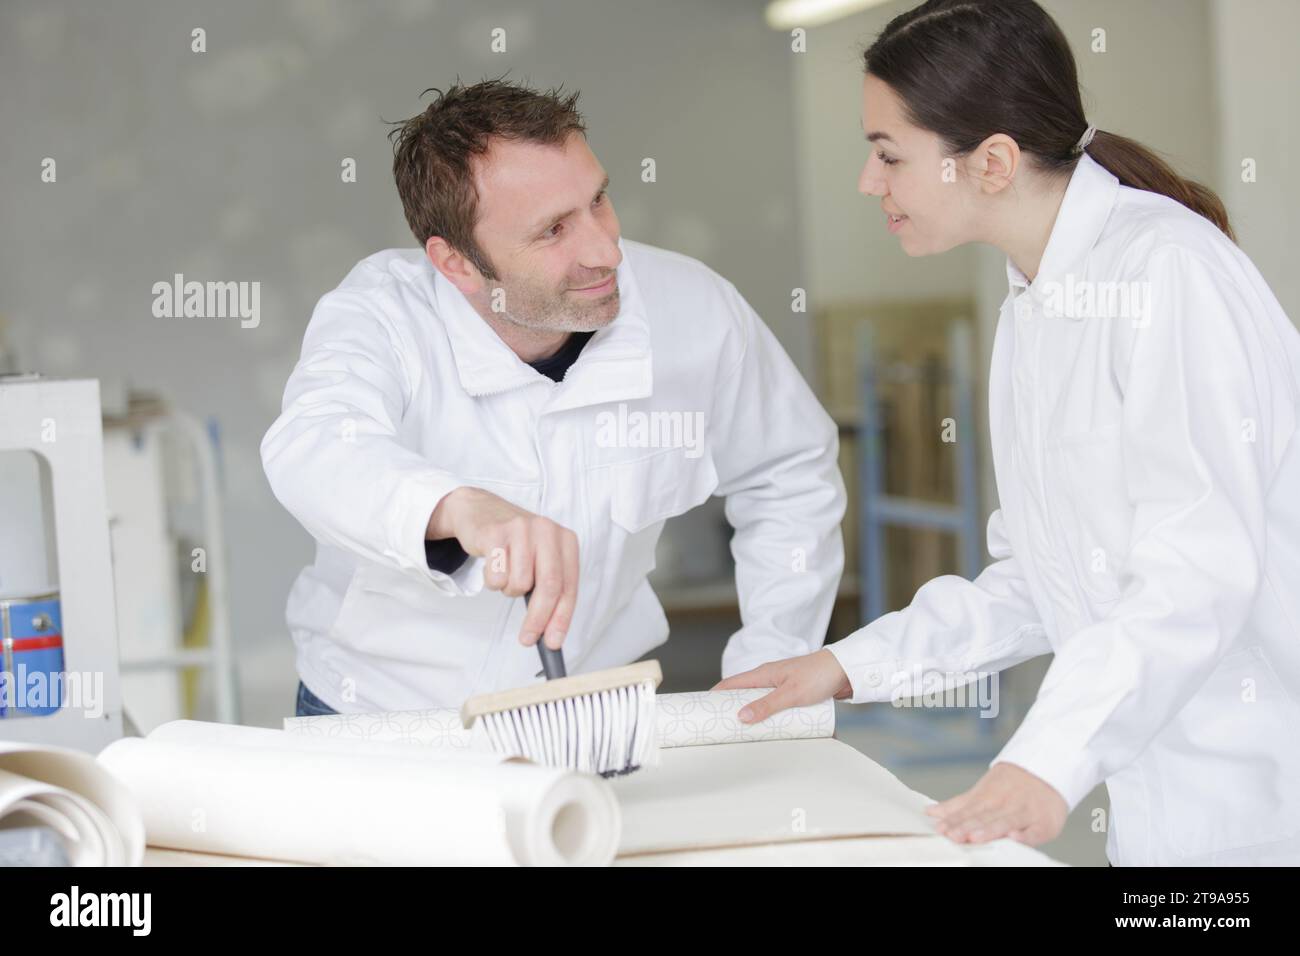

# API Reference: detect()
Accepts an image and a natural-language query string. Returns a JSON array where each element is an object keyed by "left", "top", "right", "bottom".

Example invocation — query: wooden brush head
[{"left": 460, "top": 660, "right": 663, "bottom": 728}]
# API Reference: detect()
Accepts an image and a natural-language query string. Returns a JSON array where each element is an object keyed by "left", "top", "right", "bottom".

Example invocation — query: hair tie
[{"left": 1073, "top": 123, "right": 1098, "bottom": 155}]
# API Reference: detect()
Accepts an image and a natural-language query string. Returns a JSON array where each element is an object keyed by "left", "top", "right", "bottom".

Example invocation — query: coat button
[{"left": 867, "top": 670, "right": 883, "bottom": 687}]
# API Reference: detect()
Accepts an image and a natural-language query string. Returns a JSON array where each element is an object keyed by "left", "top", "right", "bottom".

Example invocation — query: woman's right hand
[{"left": 712, "top": 648, "right": 853, "bottom": 724}]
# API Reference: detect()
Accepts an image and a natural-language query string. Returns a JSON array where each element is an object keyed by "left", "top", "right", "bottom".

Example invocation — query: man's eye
[
  {"left": 593, "top": 191, "right": 606, "bottom": 206},
  {"left": 545, "top": 222, "right": 564, "bottom": 238},
  {"left": 877, "top": 151, "right": 898, "bottom": 166}
]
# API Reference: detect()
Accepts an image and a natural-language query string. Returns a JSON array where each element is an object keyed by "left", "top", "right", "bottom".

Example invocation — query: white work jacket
[
  {"left": 828, "top": 154, "right": 1300, "bottom": 866},
  {"left": 263, "top": 239, "right": 845, "bottom": 715}
]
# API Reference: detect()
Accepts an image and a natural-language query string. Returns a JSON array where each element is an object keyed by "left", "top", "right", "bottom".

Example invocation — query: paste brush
[{"left": 460, "top": 592, "right": 662, "bottom": 777}]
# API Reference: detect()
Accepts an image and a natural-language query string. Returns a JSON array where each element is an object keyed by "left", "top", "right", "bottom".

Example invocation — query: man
[{"left": 262, "top": 79, "right": 845, "bottom": 715}]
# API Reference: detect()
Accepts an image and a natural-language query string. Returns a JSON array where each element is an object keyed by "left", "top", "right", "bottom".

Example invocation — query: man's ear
[
  {"left": 965, "top": 134, "right": 1020, "bottom": 195},
  {"left": 425, "top": 236, "right": 484, "bottom": 295}
]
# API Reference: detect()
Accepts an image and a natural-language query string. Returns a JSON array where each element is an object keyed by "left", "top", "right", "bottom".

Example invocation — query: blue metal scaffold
[{"left": 839, "top": 319, "right": 1011, "bottom": 766}]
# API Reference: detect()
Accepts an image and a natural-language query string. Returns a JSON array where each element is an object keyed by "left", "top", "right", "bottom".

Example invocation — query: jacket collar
[
  {"left": 1005, "top": 152, "right": 1119, "bottom": 319},
  {"left": 431, "top": 237, "right": 652, "bottom": 408}
]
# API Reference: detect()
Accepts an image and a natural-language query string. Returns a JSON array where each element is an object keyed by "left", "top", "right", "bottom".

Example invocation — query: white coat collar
[
  {"left": 431, "top": 237, "right": 653, "bottom": 408},
  {"left": 1005, "top": 152, "right": 1119, "bottom": 319}
]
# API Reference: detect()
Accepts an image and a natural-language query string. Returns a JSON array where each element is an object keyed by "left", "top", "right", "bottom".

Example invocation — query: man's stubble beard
[{"left": 491, "top": 273, "right": 620, "bottom": 334}]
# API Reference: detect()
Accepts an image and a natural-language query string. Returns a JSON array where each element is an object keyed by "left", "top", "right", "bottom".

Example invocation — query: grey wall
[{"left": 0, "top": 0, "right": 807, "bottom": 724}]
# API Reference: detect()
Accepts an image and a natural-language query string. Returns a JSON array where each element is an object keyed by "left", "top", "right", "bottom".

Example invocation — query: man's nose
[{"left": 579, "top": 217, "right": 622, "bottom": 271}]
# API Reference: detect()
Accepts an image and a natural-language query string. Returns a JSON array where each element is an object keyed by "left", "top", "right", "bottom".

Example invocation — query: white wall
[
  {"left": 790, "top": 1, "right": 974, "bottom": 309},
  {"left": 1212, "top": 0, "right": 1300, "bottom": 322}
]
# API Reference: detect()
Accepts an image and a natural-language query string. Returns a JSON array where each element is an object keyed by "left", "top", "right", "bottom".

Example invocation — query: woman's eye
[
  {"left": 877, "top": 151, "right": 898, "bottom": 166},
  {"left": 546, "top": 222, "right": 564, "bottom": 238},
  {"left": 593, "top": 191, "right": 606, "bottom": 207}
]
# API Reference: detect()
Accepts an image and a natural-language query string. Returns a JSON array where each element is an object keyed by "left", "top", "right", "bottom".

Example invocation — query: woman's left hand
[{"left": 925, "top": 762, "right": 1068, "bottom": 846}]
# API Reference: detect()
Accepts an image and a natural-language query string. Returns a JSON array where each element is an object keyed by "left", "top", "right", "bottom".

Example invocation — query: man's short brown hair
[{"left": 388, "top": 78, "right": 587, "bottom": 280}]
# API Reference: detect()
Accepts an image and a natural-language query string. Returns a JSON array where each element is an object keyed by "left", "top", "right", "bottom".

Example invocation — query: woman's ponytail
[{"left": 1084, "top": 129, "right": 1235, "bottom": 241}]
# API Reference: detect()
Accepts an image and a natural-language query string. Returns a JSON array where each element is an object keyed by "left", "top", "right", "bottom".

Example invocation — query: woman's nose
[{"left": 859, "top": 157, "right": 886, "bottom": 197}]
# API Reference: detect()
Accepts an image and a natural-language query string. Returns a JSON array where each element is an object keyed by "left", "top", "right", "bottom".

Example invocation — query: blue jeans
[{"left": 295, "top": 680, "right": 339, "bottom": 717}]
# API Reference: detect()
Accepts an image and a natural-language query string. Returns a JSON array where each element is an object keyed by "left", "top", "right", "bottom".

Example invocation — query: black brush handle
[{"left": 525, "top": 589, "right": 567, "bottom": 679}]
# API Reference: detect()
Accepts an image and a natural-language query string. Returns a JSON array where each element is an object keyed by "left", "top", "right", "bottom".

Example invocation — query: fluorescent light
[{"left": 765, "top": 0, "right": 895, "bottom": 30}]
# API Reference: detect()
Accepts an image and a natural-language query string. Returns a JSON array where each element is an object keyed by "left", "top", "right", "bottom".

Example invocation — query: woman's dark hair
[{"left": 865, "top": 0, "right": 1234, "bottom": 240}]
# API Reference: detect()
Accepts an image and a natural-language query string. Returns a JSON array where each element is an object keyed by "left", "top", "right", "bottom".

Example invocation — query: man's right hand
[{"left": 427, "top": 487, "right": 579, "bottom": 651}]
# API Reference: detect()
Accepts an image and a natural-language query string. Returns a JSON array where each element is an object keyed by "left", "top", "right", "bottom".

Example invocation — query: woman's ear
[{"left": 966, "top": 133, "right": 1021, "bottom": 194}]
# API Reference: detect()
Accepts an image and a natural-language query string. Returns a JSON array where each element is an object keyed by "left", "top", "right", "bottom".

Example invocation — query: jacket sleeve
[
  {"left": 826, "top": 507, "right": 1052, "bottom": 702},
  {"left": 260, "top": 288, "right": 484, "bottom": 596},
  {"left": 710, "top": 280, "right": 848, "bottom": 677},
  {"left": 992, "top": 247, "right": 1276, "bottom": 811}
]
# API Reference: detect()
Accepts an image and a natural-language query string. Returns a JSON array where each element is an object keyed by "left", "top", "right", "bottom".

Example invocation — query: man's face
[{"left": 470, "top": 131, "right": 623, "bottom": 332}]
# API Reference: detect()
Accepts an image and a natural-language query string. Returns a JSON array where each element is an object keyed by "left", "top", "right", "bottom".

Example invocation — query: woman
[{"left": 717, "top": 0, "right": 1300, "bottom": 866}]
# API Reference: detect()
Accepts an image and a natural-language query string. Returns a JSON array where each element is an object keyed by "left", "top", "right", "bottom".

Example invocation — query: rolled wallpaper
[
  {"left": 0, "top": 741, "right": 145, "bottom": 866},
  {"left": 283, "top": 687, "right": 835, "bottom": 751},
  {"left": 96, "top": 720, "right": 619, "bottom": 866}
]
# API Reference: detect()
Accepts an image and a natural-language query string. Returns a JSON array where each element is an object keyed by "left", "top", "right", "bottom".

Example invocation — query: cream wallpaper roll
[
  {"left": 97, "top": 720, "right": 620, "bottom": 866},
  {"left": 284, "top": 687, "right": 835, "bottom": 751}
]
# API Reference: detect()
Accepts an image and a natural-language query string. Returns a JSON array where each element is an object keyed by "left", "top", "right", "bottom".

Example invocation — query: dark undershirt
[
  {"left": 424, "top": 330, "right": 597, "bottom": 575},
  {"left": 528, "top": 329, "right": 596, "bottom": 383}
]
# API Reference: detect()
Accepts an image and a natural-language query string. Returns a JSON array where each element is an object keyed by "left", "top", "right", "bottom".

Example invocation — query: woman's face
[{"left": 858, "top": 73, "right": 978, "bottom": 256}]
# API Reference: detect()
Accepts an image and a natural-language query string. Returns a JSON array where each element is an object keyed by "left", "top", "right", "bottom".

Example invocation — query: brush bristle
[{"left": 479, "top": 678, "right": 658, "bottom": 777}]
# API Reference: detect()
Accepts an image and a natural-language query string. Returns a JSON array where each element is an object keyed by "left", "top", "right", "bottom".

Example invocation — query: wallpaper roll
[
  {"left": 284, "top": 688, "right": 835, "bottom": 752},
  {"left": 97, "top": 720, "right": 619, "bottom": 866},
  {"left": 654, "top": 689, "right": 834, "bottom": 746},
  {"left": 0, "top": 741, "right": 145, "bottom": 866}
]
